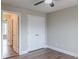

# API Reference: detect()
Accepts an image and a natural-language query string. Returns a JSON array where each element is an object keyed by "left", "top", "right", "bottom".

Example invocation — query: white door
[{"left": 27, "top": 15, "right": 46, "bottom": 51}]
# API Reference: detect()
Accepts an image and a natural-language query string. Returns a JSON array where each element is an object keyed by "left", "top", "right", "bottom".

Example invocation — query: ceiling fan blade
[
  {"left": 34, "top": 0, "right": 44, "bottom": 6},
  {"left": 49, "top": 2, "right": 54, "bottom": 7}
]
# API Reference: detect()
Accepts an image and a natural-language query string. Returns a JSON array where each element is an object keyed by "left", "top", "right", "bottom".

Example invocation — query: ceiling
[{"left": 2, "top": 0, "right": 78, "bottom": 13}]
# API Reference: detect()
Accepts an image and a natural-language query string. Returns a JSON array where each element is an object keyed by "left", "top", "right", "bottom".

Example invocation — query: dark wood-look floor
[{"left": 4, "top": 48, "right": 77, "bottom": 59}]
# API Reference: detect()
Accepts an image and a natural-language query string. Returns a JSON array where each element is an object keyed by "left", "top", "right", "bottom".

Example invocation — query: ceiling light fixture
[{"left": 34, "top": 0, "right": 54, "bottom": 7}]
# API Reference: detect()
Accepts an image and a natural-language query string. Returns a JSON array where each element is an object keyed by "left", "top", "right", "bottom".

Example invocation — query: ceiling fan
[{"left": 34, "top": 0, "right": 54, "bottom": 7}]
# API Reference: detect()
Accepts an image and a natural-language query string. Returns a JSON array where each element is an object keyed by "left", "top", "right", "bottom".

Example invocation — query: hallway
[
  {"left": 2, "top": 11, "right": 19, "bottom": 59},
  {"left": 3, "top": 39, "right": 17, "bottom": 58}
]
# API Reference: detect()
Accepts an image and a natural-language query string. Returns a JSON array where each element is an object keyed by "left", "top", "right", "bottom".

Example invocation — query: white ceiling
[{"left": 2, "top": 0, "right": 78, "bottom": 13}]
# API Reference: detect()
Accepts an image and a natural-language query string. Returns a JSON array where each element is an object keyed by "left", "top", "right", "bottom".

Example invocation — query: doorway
[{"left": 2, "top": 11, "right": 19, "bottom": 58}]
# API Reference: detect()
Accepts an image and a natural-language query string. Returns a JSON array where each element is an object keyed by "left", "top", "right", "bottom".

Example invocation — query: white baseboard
[
  {"left": 19, "top": 45, "right": 77, "bottom": 57},
  {"left": 19, "top": 46, "right": 47, "bottom": 55},
  {"left": 47, "top": 45, "right": 78, "bottom": 57},
  {"left": 19, "top": 50, "right": 28, "bottom": 55}
]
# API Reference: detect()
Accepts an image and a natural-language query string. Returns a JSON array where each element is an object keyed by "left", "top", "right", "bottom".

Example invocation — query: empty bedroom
[{"left": 1, "top": 0, "right": 78, "bottom": 59}]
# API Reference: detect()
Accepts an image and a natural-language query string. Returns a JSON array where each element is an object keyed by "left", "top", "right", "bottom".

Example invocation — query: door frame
[{"left": 1, "top": 10, "right": 21, "bottom": 58}]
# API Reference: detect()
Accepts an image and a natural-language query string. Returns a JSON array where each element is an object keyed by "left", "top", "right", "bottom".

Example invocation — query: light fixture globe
[{"left": 45, "top": 0, "right": 52, "bottom": 4}]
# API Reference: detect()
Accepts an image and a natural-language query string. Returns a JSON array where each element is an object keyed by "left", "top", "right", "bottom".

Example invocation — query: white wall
[
  {"left": 2, "top": 3, "right": 46, "bottom": 55},
  {"left": 47, "top": 6, "right": 78, "bottom": 57}
]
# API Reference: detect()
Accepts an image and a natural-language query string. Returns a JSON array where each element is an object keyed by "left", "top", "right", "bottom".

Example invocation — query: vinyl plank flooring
[{"left": 4, "top": 48, "right": 77, "bottom": 59}]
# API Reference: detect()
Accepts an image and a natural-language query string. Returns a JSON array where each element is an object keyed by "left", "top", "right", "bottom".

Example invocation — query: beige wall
[
  {"left": 12, "top": 14, "right": 19, "bottom": 53},
  {"left": 47, "top": 6, "right": 78, "bottom": 56}
]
